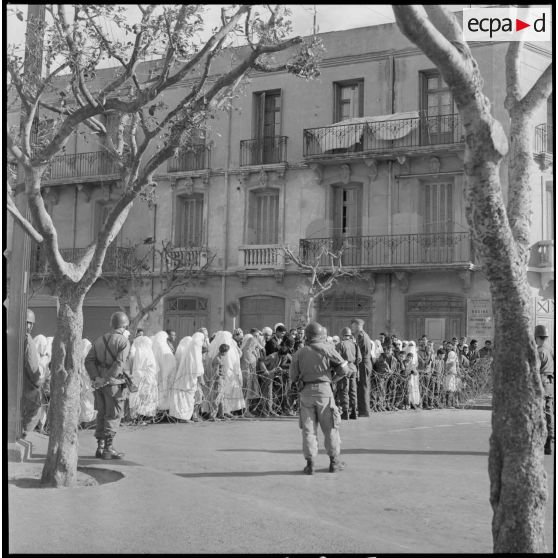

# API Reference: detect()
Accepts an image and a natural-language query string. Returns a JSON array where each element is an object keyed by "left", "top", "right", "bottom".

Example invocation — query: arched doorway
[
  {"left": 407, "top": 293, "right": 466, "bottom": 345},
  {"left": 239, "top": 295, "right": 285, "bottom": 331},
  {"left": 164, "top": 296, "right": 209, "bottom": 340},
  {"left": 318, "top": 292, "right": 371, "bottom": 338}
]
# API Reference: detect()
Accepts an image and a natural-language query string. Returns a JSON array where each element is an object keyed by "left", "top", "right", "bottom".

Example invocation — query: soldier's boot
[
  {"left": 544, "top": 438, "right": 553, "bottom": 455},
  {"left": 329, "top": 455, "right": 346, "bottom": 473},
  {"left": 349, "top": 410, "right": 358, "bottom": 420},
  {"left": 95, "top": 438, "right": 105, "bottom": 458},
  {"left": 102, "top": 437, "right": 124, "bottom": 460},
  {"left": 340, "top": 409, "right": 349, "bottom": 420},
  {"left": 303, "top": 458, "right": 314, "bottom": 475}
]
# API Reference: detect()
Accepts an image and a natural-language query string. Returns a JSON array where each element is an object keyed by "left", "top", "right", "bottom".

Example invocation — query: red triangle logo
[{"left": 516, "top": 19, "right": 530, "bottom": 31}]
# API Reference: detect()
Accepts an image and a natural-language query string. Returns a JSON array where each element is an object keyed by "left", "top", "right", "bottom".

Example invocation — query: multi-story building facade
[{"left": 8, "top": 19, "right": 553, "bottom": 346}]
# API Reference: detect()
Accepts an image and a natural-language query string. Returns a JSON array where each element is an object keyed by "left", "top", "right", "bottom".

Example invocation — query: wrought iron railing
[
  {"left": 303, "top": 113, "right": 464, "bottom": 157},
  {"left": 534, "top": 240, "right": 554, "bottom": 268},
  {"left": 30, "top": 245, "right": 135, "bottom": 274},
  {"left": 45, "top": 151, "right": 120, "bottom": 181},
  {"left": 165, "top": 246, "right": 209, "bottom": 269},
  {"left": 240, "top": 136, "right": 288, "bottom": 166},
  {"left": 299, "top": 232, "right": 473, "bottom": 267},
  {"left": 167, "top": 145, "right": 211, "bottom": 172},
  {"left": 534, "top": 123, "right": 553, "bottom": 154},
  {"left": 239, "top": 244, "right": 284, "bottom": 269}
]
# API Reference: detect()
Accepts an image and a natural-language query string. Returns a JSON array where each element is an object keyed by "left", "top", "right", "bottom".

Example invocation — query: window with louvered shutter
[
  {"left": 423, "top": 182, "right": 453, "bottom": 234},
  {"left": 178, "top": 194, "right": 204, "bottom": 247},
  {"left": 249, "top": 189, "right": 279, "bottom": 245}
]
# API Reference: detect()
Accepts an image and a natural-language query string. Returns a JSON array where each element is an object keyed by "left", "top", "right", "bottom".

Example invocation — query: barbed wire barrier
[{"left": 33, "top": 357, "right": 494, "bottom": 434}]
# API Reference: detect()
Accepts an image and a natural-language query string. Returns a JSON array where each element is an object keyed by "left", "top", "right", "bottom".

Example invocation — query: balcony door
[
  {"left": 332, "top": 183, "right": 362, "bottom": 265},
  {"left": 254, "top": 90, "right": 281, "bottom": 164},
  {"left": 420, "top": 71, "right": 457, "bottom": 145},
  {"left": 422, "top": 181, "right": 453, "bottom": 263}
]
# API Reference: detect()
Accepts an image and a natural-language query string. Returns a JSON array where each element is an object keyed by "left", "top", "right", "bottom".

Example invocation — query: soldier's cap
[{"left": 218, "top": 343, "right": 230, "bottom": 353}]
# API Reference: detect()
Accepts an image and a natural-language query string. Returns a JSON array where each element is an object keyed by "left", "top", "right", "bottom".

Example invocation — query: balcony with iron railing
[
  {"left": 30, "top": 245, "right": 136, "bottom": 275},
  {"left": 167, "top": 145, "right": 211, "bottom": 173},
  {"left": 303, "top": 112, "right": 464, "bottom": 159},
  {"left": 43, "top": 151, "right": 120, "bottom": 182},
  {"left": 238, "top": 244, "right": 284, "bottom": 269},
  {"left": 240, "top": 136, "right": 288, "bottom": 166},
  {"left": 299, "top": 232, "right": 473, "bottom": 268},
  {"left": 534, "top": 123, "right": 553, "bottom": 170},
  {"left": 165, "top": 246, "right": 210, "bottom": 269}
]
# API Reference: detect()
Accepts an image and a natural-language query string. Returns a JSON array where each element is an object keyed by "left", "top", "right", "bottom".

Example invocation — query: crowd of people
[{"left": 26, "top": 317, "right": 495, "bottom": 435}]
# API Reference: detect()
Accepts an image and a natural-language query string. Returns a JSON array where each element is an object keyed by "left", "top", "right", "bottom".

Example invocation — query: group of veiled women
[{"left": 78, "top": 329, "right": 256, "bottom": 424}]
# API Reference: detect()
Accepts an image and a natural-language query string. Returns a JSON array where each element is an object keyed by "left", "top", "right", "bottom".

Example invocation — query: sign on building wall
[{"left": 467, "top": 298, "right": 494, "bottom": 342}]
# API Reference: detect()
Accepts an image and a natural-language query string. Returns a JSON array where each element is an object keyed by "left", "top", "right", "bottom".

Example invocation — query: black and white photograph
[{"left": 5, "top": 3, "right": 554, "bottom": 554}]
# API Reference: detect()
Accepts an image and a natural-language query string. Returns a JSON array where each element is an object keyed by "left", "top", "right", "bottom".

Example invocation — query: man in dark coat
[
  {"left": 535, "top": 325, "right": 554, "bottom": 455},
  {"left": 335, "top": 327, "right": 361, "bottom": 419},
  {"left": 350, "top": 318, "right": 373, "bottom": 417}
]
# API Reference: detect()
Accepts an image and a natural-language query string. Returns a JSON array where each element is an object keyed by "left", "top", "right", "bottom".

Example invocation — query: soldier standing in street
[
  {"left": 20, "top": 309, "right": 45, "bottom": 439},
  {"left": 289, "top": 322, "right": 349, "bottom": 475},
  {"left": 85, "top": 311, "right": 131, "bottom": 460},
  {"left": 535, "top": 325, "right": 554, "bottom": 455},
  {"left": 335, "top": 327, "right": 361, "bottom": 419},
  {"left": 350, "top": 318, "right": 373, "bottom": 417}
]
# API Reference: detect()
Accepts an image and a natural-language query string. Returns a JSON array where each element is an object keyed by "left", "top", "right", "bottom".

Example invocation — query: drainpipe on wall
[
  {"left": 221, "top": 106, "right": 233, "bottom": 329},
  {"left": 151, "top": 203, "right": 157, "bottom": 304},
  {"left": 387, "top": 160, "right": 393, "bottom": 333},
  {"left": 72, "top": 186, "right": 78, "bottom": 251}
]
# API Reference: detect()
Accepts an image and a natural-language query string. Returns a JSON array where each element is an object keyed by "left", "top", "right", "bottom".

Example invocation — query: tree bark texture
[
  {"left": 392, "top": 5, "right": 549, "bottom": 552},
  {"left": 40, "top": 289, "right": 85, "bottom": 487}
]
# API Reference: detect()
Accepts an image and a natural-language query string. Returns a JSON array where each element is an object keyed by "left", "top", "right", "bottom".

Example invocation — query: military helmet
[
  {"left": 110, "top": 311, "right": 130, "bottom": 330},
  {"left": 26, "top": 308, "right": 35, "bottom": 324},
  {"left": 305, "top": 321, "right": 324, "bottom": 342},
  {"left": 535, "top": 324, "right": 549, "bottom": 338},
  {"left": 341, "top": 327, "right": 352, "bottom": 337}
]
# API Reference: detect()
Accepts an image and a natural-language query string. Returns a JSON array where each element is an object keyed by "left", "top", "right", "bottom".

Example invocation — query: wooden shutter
[
  {"left": 179, "top": 194, "right": 204, "bottom": 247},
  {"left": 250, "top": 189, "right": 279, "bottom": 245},
  {"left": 424, "top": 182, "right": 453, "bottom": 234}
]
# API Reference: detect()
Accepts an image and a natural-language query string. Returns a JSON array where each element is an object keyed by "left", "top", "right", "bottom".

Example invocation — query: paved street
[{"left": 8, "top": 409, "right": 555, "bottom": 554}]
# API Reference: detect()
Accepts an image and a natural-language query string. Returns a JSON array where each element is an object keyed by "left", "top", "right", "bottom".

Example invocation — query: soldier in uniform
[
  {"left": 20, "top": 309, "right": 45, "bottom": 439},
  {"left": 535, "top": 325, "right": 554, "bottom": 455},
  {"left": 335, "top": 327, "right": 361, "bottom": 419},
  {"left": 85, "top": 311, "right": 131, "bottom": 460},
  {"left": 289, "top": 322, "right": 349, "bottom": 475}
]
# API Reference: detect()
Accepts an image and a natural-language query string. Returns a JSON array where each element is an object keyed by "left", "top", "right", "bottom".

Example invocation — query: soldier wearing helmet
[
  {"left": 535, "top": 324, "right": 554, "bottom": 455},
  {"left": 289, "top": 321, "right": 349, "bottom": 475},
  {"left": 84, "top": 311, "right": 131, "bottom": 459},
  {"left": 334, "top": 327, "right": 362, "bottom": 420},
  {"left": 20, "top": 308, "right": 45, "bottom": 439}
]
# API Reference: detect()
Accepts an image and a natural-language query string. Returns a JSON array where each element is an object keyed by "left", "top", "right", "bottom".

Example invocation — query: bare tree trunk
[
  {"left": 305, "top": 295, "right": 315, "bottom": 324},
  {"left": 40, "top": 287, "right": 84, "bottom": 487},
  {"left": 488, "top": 285, "right": 547, "bottom": 551}
]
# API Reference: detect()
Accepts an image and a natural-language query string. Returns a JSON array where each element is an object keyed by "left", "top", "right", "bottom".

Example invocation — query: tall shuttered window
[
  {"left": 248, "top": 188, "right": 279, "bottom": 245},
  {"left": 178, "top": 194, "right": 204, "bottom": 247},
  {"left": 423, "top": 182, "right": 453, "bottom": 234},
  {"left": 333, "top": 80, "right": 364, "bottom": 123}
]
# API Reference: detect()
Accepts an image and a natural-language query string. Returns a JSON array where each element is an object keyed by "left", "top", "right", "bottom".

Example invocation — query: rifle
[{"left": 101, "top": 334, "right": 138, "bottom": 393}]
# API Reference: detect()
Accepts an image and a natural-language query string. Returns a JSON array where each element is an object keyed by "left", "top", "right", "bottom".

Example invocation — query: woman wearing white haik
[{"left": 170, "top": 333, "right": 205, "bottom": 422}]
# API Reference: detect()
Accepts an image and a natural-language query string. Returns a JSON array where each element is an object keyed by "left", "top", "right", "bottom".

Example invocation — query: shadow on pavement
[
  {"left": 218, "top": 448, "right": 489, "bottom": 456},
  {"left": 174, "top": 470, "right": 303, "bottom": 478},
  {"left": 27, "top": 453, "right": 143, "bottom": 467}
]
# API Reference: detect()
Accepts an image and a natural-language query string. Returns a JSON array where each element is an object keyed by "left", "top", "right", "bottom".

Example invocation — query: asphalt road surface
[{"left": 8, "top": 408, "right": 555, "bottom": 554}]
